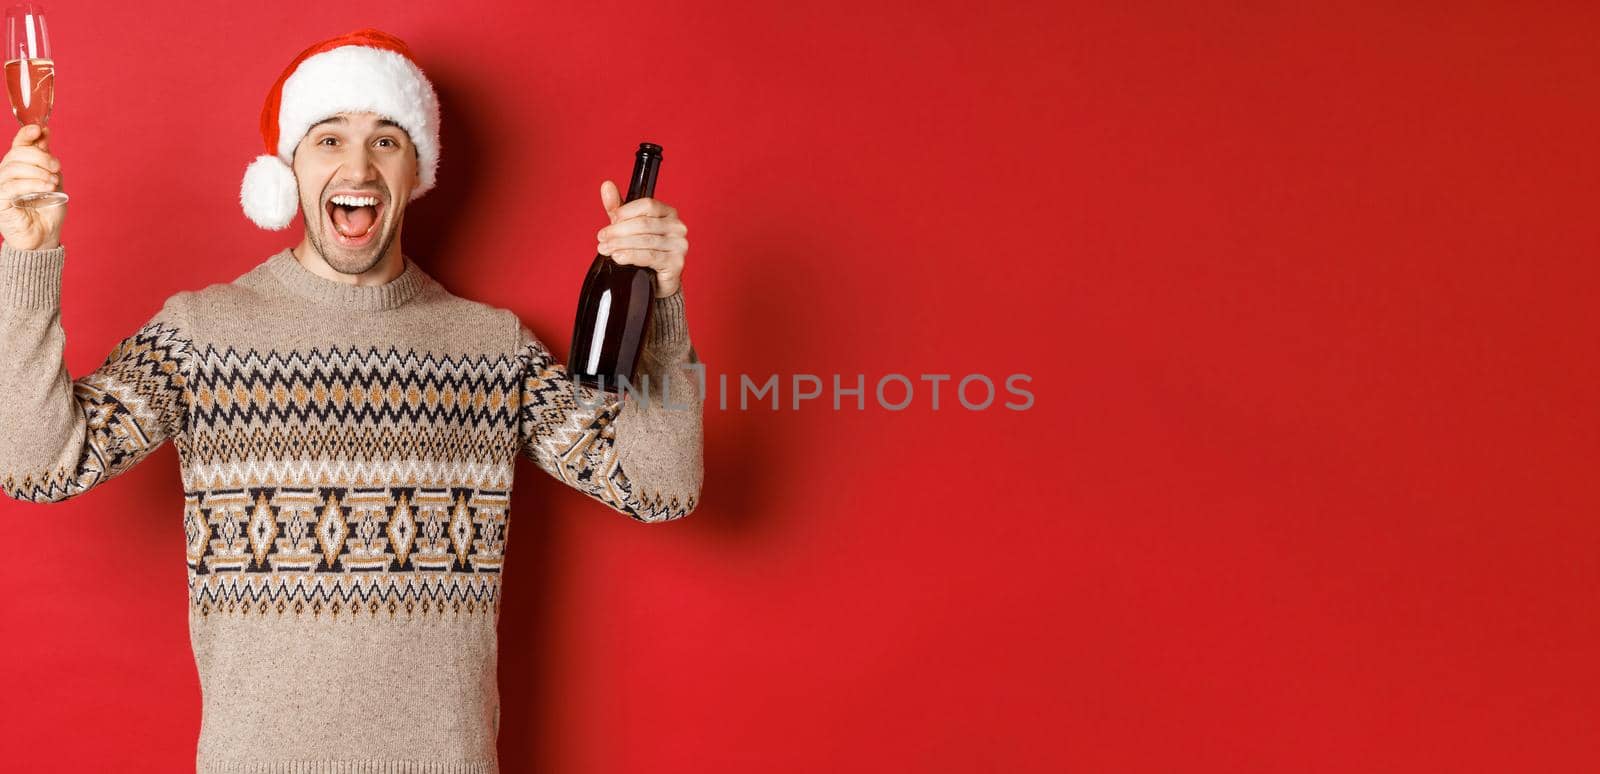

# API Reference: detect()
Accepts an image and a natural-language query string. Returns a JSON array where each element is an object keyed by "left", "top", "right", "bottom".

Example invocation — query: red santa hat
[{"left": 239, "top": 28, "right": 441, "bottom": 230}]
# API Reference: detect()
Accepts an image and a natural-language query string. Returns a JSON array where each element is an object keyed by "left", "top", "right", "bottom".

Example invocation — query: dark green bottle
[{"left": 569, "top": 142, "right": 663, "bottom": 392}]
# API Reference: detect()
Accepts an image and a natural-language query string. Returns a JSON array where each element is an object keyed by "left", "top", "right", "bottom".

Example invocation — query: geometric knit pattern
[
  {"left": 2, "top": 285, "right": 696, "bottom": 625},
  {"left": 0, "top": 244, "right": 702, "bottom": 771},
  {"left": 185, "top": 485, "right": 509, "bottom": 620},
  {"left": 0, "top": 319, "right": 192, "bottom": 502},
  {"left": 172, "top": 335, "right": 687, "bottom": 620},
  {"left": 517, "top": 333, "right": 699, "bottom": 523}
]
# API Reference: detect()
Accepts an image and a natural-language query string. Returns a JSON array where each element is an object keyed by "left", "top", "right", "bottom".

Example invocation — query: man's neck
[{"left": 291, "top": 237, "right": 406, "bottom": 287}]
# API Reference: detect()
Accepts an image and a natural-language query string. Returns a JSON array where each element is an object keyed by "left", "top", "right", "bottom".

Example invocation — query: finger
[
  {"left": 602, "top": 247, "right": 679, "bottom": 269},
  {"left": 0, "top": 176, "right": 57, "bottom": 198},
  {"left": 0, "top": 175, "right": 56, "bottom": 195},
  {"left": 612, "top": 196, "right": 676, "bottom": 223},
  {"left": 35, "top": 125, "right": 49, "bottom": 152},
  {"left": 0, "top": 160, "right": 56, "bottom": 183},
  {"left": 10, "top": 123, "right": 41, "bottom": 148},
  {"left": 600, "top": 233, "right": 682, "bottom": 254},
  {"left": 1, "top": 155, "right": 57, "bottom": 176},
  {"left": 606, "top": 249, "right": 671, "bottom": 268},
  {"left": 2, "top": 143, "right": 51, "bottom": 162},
  {"left": 599, "top": 179, "right": 622, "bottom": 224},
  {"left": 0, "top": 145, "right": 57, "bottom": 169},
  {"left": 597, "top": 215, "right": 685, "bottom": 240}
]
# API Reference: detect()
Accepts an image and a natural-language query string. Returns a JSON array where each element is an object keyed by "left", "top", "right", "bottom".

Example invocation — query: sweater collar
[{"left": 266, "top": 248, "right": 427, "bottom": 311}]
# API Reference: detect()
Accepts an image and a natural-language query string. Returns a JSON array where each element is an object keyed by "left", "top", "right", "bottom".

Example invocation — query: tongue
[{"left": 333, "top": 205, "right": 377, "bottom": 237}]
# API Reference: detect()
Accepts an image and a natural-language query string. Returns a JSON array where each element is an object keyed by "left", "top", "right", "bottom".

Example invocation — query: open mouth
[{"left": 324, "top": 193, "right": 385, "bottom": 248}]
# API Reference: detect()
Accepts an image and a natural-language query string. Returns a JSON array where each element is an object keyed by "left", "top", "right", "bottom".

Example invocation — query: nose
[{"left": 340, "top": 144, "right": 380, "bottom": 184}]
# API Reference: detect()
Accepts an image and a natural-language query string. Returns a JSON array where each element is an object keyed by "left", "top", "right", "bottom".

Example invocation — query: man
[{"left": 0, "top": 28, "right": 701, "bottom": 772}]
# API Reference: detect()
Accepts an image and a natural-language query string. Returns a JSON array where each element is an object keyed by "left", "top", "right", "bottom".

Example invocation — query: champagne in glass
[
  {"left": 4, "top": 2, "right": 65, "bottom": 208},
  {"left": 5, "top": 57, "right": 50, "bottom": 125}
]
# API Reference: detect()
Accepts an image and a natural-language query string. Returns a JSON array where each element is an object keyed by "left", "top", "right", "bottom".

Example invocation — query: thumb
[
  {"left": 11, "top": 122, "right": 40, "bottom": 148},
  {"left": 599, "top": 179, "right": 621, "bottom": 223}
]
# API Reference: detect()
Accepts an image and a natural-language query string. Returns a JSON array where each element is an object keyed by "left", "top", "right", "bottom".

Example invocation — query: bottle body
[
  {"left": 569, "top": 143, "right": 664, "bottom": 392},
  {"left": 569, "top": 253, "right": 655, "bottom": 392}
]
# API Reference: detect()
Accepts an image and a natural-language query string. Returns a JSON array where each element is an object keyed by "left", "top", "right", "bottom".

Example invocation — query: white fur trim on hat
[
  {"left": 277, "top": 45, "right": 441, "bottom": 199},
  {"left": 240, "top": 154, "right": 299, "bottom": 230}
]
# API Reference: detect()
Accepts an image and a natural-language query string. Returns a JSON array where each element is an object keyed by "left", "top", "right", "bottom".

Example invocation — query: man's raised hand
[
  {"left": 596, "top": 179, "right": 688, "bottom": 298},
  {"left": 0, "top": 123, "right": 65, "bottom": 251}
]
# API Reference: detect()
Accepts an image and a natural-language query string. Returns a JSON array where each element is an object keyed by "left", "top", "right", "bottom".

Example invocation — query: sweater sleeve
[
  {"left": 0, "top": 243, "right": 195, "bottom": 503},
  {"left": 514, "top": 288, "right": 703, "bottom": 523}
]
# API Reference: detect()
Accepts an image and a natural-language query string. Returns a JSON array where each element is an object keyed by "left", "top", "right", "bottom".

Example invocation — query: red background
[{"left": 1, "top": 1, "right": 1596, "bottom": 771}]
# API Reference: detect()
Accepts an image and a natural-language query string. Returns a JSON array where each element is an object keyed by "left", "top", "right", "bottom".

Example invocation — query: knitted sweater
[{"left": 0, "top": 243, "right": 703, "bottom": 773}]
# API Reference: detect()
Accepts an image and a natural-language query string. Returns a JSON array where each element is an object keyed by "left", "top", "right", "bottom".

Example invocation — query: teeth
[{"left": 330, "top": 194, "right": 380, "bottom": 207}]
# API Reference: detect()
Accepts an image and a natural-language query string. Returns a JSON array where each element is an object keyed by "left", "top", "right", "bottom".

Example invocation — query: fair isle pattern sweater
[{"left": 0, "top": 243, "right": 703, "bottom": 773}]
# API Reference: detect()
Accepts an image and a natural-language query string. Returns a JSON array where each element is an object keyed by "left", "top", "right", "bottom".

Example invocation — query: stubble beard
[{"left": 302, "top": 194, "right": 401, "bottom": 276}]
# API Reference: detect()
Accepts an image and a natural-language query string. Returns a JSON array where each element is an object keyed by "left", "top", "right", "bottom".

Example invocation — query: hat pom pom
[{"left": 240, "top": 154, "right": 298, "bottom": 230}]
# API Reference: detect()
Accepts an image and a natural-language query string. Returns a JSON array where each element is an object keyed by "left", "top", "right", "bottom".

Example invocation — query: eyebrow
[{"left": 310, "top": 116, "right": 406, "bottom": 132}]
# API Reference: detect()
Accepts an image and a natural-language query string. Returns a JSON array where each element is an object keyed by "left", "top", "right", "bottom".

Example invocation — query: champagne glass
[{"left": 4, "top": 2, "right": 65, "bottom": 208}]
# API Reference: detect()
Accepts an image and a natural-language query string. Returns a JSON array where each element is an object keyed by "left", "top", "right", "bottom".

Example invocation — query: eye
[
  {"left": 318, "top": 136, "right": 338, "bottom": 146},
  {"left": 377, "top": 137, "right": 398, "bottom": 148}
]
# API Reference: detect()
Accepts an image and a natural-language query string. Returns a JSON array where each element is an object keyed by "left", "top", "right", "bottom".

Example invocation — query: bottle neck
[{"left": 625, "top": 153, "right": 662, "bottom": 202}]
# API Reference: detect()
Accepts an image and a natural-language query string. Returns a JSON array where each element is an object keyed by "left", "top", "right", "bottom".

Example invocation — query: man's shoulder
[
  {"left": 174, "top": 273, "right": 264, "bottom": 314},
  {"left": 143, "top": 253, "right": 294, "bottom": 342},
  {"left": 148, "top": 278, "right": 251, "bottom": 321},
  {"left": 168, "top": 250, "right": 279, "bottom": 304},
  {"left": 427, "top": 284, "right": 518, "bottom": 328}
]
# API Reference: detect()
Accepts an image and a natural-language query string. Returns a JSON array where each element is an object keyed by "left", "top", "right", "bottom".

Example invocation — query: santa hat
[{"left": 239, "top": 28, "right": 441, "bottom": 230}]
